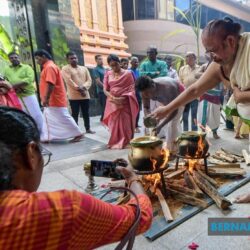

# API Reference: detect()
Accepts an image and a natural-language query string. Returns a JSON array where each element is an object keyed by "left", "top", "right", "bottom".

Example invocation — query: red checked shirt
[{"left": 0, "top": 190, "right": 152, "bottom": 250}]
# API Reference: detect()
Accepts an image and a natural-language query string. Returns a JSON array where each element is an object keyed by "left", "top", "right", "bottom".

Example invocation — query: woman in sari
[
  {"left": 103, "top": 54, "right": 139, "bottom": 149},
  {"left": 0, "top": 76, "right": 22, "bottom": 109}
]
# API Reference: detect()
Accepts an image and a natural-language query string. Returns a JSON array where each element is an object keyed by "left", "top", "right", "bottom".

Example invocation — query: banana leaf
[
  {"left": 0, "top": 48, "right": 9, "bottom": 61},
  {"left": 0, "top": 24, "right": 14, "bottom": 54}
]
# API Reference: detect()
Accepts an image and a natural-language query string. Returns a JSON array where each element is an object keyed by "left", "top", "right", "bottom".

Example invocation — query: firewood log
[
  {"left": 155, "top": 188, "right": 174, "bottom": 222},
  {"left": 184, "top": 171, "right": 204, "bottom": 197},
  {"left": 207, "top": 164, "right": 241, "bottom": 169},
  {"left": 192, "top": 171, "right": 232, "bottom": 210},
  {"left": 167, "top": 182, "right": 202, "bottom": 198},
  {"left": 221, "top": 148, "right": 244, "bottom": 161},
  {"left": 166, "top": 188, "right": 208, "bottom": 208},
  {"left": 214, "top": 152, "right": 236, "bottom": 163},
  {"left": 208, "top": 157, "right": 227, "bottom": 165},
  {"left": 164, "top": 168, "right": 186, "bottom": 179},
  {"left": 216, "top": 150, "right": 240, "bottom": 162},
  {"left": 196, "top": 169, "right": 219, "bottom": 188},
  {"left": 208, "top": 167, "right": 246, "bottom": 176}
]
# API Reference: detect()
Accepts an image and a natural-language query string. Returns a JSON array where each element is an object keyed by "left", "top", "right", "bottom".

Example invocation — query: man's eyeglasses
[{"left": 39, "top": 145, "right": 52, "bottom": 167}]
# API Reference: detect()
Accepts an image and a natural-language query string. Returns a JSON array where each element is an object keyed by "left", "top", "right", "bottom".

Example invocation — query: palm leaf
[
  {"left": 161, "top": 29, "right": 186, "bottom": 41},
  {"left": 173, "top": 6, "right": 193, "bottom": 28},
  {"left": 173, "top": 43, "right": 195, "bottom": 51}
]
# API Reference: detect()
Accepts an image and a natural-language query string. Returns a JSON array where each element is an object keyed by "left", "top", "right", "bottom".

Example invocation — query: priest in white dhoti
[{"left": 151, "top": 18, "right": 250, "bottom": 202}]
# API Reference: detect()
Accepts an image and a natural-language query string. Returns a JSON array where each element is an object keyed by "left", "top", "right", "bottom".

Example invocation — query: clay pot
[
  {"left": 176, "top": 131, "right": 209, "bottom": 158},
  {"left": 129, "top": 136, "right": 164, "bottom": 171}
]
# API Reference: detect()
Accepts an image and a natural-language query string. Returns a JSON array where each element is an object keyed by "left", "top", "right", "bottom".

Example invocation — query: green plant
[
  {"left": 173, "top": 1, "right": 202, "bottom": 63},
  {"left": 50, "top": 27, "right": 70, "bottom": 67},
  {"left": 160, "top": 1, "right": 202, "bottom": 63},
  {"left": 0, "top": 23, "right": 15, "bottom": 61}
]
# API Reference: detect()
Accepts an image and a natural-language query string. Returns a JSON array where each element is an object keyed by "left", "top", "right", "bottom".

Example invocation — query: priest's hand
[
  {"left": 233, "top": 86, "right": 242, "bottom": 104},
  {"left": 151, "top": 105, "right": 168, "bottom": 121}
]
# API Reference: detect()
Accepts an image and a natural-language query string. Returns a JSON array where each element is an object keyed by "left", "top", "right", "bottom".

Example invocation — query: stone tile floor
[{"left": 39, "top": 113, "right": 250, "bottom": 250}]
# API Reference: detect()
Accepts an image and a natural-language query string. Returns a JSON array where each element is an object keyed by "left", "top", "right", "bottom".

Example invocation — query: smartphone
[{"left": 90, "top": 160, "right": 123, "bottom": 179}]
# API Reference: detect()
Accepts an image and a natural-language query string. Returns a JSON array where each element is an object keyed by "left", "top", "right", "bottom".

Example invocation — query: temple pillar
[
  {"left": 78, "top": 0, "right": 88, "bottom": 29},
  {"left": 117, "top": 0, "right": 124, "bottom": 34},
  {"left": 106, "top": 0, "right": 114, "bottom": 33},
  {"left": 91, "top": 0, "right": 99, "bottom": 29}
]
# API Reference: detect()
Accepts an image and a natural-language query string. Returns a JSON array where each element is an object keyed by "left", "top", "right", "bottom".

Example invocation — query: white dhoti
[
  {"left": 197, "top": 100, "right": 221, "bottom": 131},
  {"left": 224, "top": 33, "right": 250, "bottom": 151},
  {"left": 19, "top": 94, "right": 44, "bottom": 134},
  {"left": 41, "top": 107, "right": 82, "bottom": 141},
  {"left": 163, "top": 106, "right": 184, "bottom": 153}
]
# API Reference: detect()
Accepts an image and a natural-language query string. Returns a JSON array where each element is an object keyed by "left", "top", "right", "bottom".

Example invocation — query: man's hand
[
  {"left": 151, "top": 105, "right": 168, "bottom": 121},
  {"left": 233, "top": 86, "right": 242, "bottom": 104},
  {"left": 78, "top": 86, "right": 87, "bottom": 97},
  {"left": 42, "top": 98, "right": 49, "bottom": 107}
]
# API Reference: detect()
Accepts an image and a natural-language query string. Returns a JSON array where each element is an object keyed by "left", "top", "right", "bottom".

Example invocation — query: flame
[
  {"left": 187, "top": 134, "right": 205, "bottom": 173},
  {"left": 143, "top": 148, "right": 169, "bottom": 192},
  {"left": 195, "top": 134, "right": 204, "bottom": 158},
  {"left": 188, "top": 159, "right": 197, "bottom": 173}
]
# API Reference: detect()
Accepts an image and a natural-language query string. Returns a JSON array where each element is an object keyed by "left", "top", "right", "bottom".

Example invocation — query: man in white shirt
[{"left": 165, "top": 55, "right": 179, "bottom": 81}]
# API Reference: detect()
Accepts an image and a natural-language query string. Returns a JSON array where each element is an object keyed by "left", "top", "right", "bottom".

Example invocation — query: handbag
[{"left": 100, "top": 186, "right": 141, "bottom": 250}]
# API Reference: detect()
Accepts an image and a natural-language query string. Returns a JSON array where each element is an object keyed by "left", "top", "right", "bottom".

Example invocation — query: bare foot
[
  {"left": 70, "top": 134, "right": 84, "bottom": 143},
  {"left": 234, "top": 193, "right": 250, "bottom": 203},
  {"left": 213, "top": 132, "right": 220, "bottom": 139},
  {"left": 86, "top": 129, "right": 96, "bottom": 134},
  {"left": 235, "top": 134, "right": 243, "bottom": 139}
]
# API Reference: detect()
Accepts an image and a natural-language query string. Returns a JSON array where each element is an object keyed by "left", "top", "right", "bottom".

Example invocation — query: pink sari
[{"left": 102, "top": 70, "right": 139, "bottom": 149}]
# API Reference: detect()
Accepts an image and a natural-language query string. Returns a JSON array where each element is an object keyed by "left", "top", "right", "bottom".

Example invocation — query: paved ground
[{"left": 40, "top": 113, "right": 250, "bottom": 250}]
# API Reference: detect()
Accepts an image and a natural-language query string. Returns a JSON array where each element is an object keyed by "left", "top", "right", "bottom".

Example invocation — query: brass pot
[
  {"left": 129, "top": 136, "right": 164, "bottom": 171},
  {"left": 176, "top": 131, "right": 209, "bottom": 158}
]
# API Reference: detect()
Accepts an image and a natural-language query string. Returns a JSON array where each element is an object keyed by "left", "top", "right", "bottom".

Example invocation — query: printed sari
[{"left": 103, "top": 70, "right": 139, "bottom": 149}]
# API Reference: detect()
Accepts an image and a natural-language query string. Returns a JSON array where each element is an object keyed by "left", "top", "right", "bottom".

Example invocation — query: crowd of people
[
  {"left": 1, "top": 27, "right": 250, "bottom": 152},
  {"left": 1, "top": 16, "right": 250, "bottom": 250}
]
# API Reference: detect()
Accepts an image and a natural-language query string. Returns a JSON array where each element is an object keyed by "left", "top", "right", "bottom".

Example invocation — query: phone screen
[{"left": 90, "top": 160, "right": 123, "bottom": 179}]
